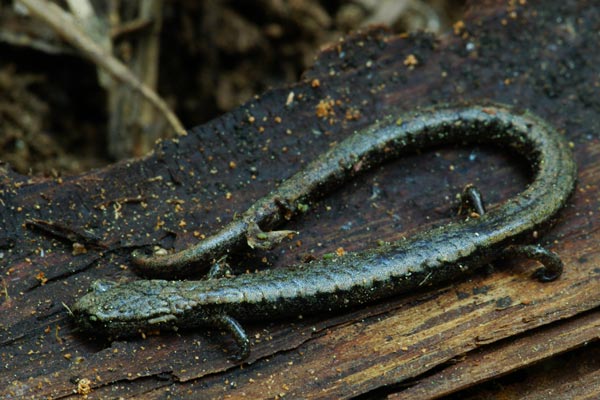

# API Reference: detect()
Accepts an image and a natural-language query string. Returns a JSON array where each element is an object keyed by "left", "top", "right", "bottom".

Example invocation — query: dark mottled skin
[{"left": 72, "top": 104, "right": 576, "bottom": 358}]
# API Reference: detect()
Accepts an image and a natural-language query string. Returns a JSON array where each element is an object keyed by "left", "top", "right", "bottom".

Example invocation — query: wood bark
[{"left": 1, "top": 0, "right": 599, "bottom": 398}]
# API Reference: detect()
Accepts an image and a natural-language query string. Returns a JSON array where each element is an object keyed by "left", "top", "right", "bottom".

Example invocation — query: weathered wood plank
[
  {"left": 1, "top": 0, "right": 598, "bottom": 398},
  {"left": 443, "top": 341, "right": 600, "bottom": 400},
  {"left": 390, "top": 310, "right": 600, "bottom": 399}
]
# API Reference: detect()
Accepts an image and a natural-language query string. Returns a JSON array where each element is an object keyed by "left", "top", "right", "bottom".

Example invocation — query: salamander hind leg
[
  {"left": 501, "top": 244, "right": 564, "bottom": 282},
  {"left": 213, "top": 314, "right": 251, "bottom": 361},
  {"left": 458, "top": 186, "right": 563, "bottom": 281},
  {"left": 205, "top": 257, "right": 232, "bottom": 280},
  {"left": 459, "top": 184, "right": 486, "bottom": 217}
]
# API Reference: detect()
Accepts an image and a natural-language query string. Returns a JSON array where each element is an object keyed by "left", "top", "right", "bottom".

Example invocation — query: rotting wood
[
  {"left": 1, "top": 0, "right": 599, "bottom": 398},
  {"left": 389, "top": 310, "right": 600, "bottom": 399},
  {"left": 441, "top": 340, "right": 600, "bottom": 400}
]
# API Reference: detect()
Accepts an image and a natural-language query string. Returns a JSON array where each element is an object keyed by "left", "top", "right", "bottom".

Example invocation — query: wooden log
[
  {"left": 390, "top": 310, "right": 600, "bottom": 399},
  {"left": 1, "top": 0, "right": 598, "bottom": 398}
]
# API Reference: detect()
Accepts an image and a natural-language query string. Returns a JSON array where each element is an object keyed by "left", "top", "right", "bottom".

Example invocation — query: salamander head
[{"left": 71, "top": 280, "right": 185, "bottom": 337}]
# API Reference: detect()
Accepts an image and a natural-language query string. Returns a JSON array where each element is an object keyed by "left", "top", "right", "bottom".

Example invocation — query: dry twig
[{"left": 18, "top": 0, "right": 185, "bottom": 140}]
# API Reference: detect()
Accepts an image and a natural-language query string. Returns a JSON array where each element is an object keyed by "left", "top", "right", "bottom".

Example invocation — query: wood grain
[{"left": 1, "top": 0, "right": 598, "bottom": 398}]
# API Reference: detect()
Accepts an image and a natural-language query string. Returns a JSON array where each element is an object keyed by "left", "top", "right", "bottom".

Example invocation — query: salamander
[{"left": 72, "top": 104, "right": 577, "bottom": 360}]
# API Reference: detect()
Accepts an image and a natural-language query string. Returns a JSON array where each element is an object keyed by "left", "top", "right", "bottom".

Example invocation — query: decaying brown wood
[
  {"left": 1, "top": 0, "right": 599, "bottom": 399},
  {"left": 443, "top": 329, "right": 600, "bottom": 400},
  {"left": 390, "top": 309, "right": 600, "bottom": 399}
]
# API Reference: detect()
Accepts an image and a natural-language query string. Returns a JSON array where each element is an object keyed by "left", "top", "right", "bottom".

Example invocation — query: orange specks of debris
[
  {"left": 72, "top": 242, "right": 87, "bottom": 255},
  {"left": 316, "top": 98, "right": 335, "bottom": 118},
  {"left": 453, "top": 20, "right": 466, "bottom": 36},
  {"left": 155, "top": 217, "right": 165, "bottom": 231},
  {"left": 403, "top": 54, "right": 418, "bottom": 69},
  {"left": 35, "top": 272, "right": 48, "bottom": 285},
  {"left": 77, "top": 378, "right": 92, "bottom": 395},
  {"left": 345, "top": 108, "right": 361, "bottom": 121}
]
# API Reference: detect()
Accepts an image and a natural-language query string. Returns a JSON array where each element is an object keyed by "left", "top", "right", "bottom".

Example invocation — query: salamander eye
[{"left": 90, "top": 280, "right": 117, "bottom": 293}]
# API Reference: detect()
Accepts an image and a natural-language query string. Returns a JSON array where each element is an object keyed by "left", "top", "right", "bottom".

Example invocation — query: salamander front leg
[
  {"left": 459, "top": 184, "right": 486, "bottom": 217},
  {"left": 205, "top": 257, "right": 231, "bottom": 280},
  {"left": 502, "top": 244, "right": 564, "bottom": 282},
  {"left": 213, "top": 314, "right": 251, "bottom": 361},
  {"left": 246, "top": 221, "right": 297, "bottom": 250}
]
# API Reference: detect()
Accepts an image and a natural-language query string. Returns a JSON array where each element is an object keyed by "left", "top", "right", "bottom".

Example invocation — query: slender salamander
[{"left": 72, "top": 104, "right": 576, "bottom": 359}]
